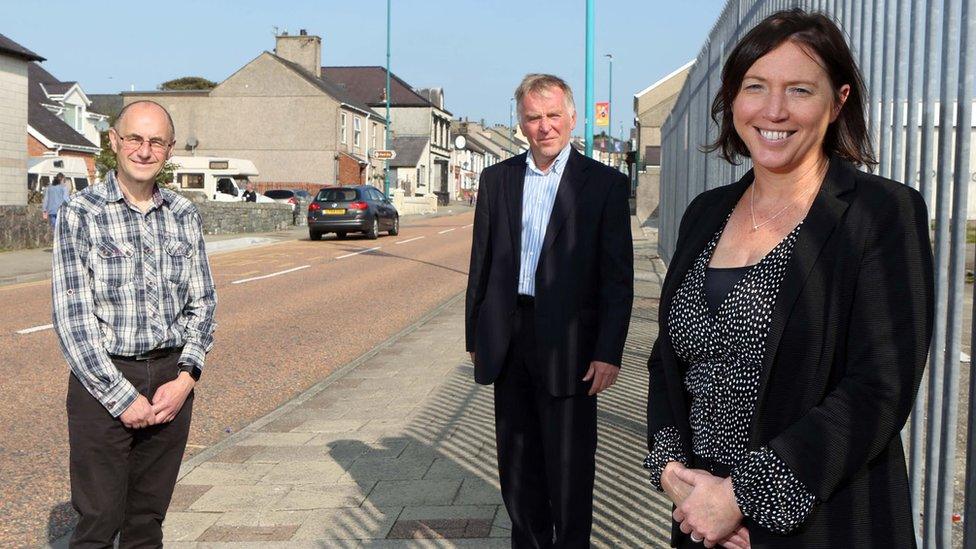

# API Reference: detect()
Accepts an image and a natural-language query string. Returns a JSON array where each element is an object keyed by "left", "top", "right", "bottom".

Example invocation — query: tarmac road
[{"left": 0, "top": 211, "right": 475, "bottom": 547}]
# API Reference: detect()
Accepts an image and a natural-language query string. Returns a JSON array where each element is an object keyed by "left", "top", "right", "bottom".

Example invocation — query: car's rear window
[
  {"left": 317, "top": 188, "right": 360, "bottom": 202},
  {"left": 264, "top": 190, "right": 294, "bottom": 199}
]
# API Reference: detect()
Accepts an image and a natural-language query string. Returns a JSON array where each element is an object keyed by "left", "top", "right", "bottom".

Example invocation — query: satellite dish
[
  {"left": 185, "top": 137, "right": 199, "bottom": 150},
  {"left": 454, "top": 135, "right": 466, "bottom": 149}
]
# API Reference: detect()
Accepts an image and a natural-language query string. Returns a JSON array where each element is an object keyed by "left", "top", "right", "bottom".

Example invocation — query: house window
[
  {"left": 64, "top": 105, "right": 78, "bottom": 131},
  {"left": 354, "top": 117, "right": 362, "bottom": 148},
  {"left": 340, "top": 113, "right": 347, "bottom": 144},
  {"left": 372, "top": 124, "right": 378, "bottom": 149}
]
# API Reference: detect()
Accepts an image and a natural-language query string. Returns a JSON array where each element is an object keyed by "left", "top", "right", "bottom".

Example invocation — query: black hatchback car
[{"left": 307, "top": 186, "right": 400, "bottom": 241}]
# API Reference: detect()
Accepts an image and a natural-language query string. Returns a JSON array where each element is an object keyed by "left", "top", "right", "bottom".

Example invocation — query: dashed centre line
[
  {"left": 395, "top": 236, "right": 426, "bottom": 245},
  {"left": 232, "top": 265, "right": 310, "bottom": 285},
  {"left": 336, "top": 246, "right": 381, "bottom": 259},
  {"left": 15, "top": 323, "right": 53, "bottom": 335},
  {"left": 438, "top": 228, "right": 456, "bottom": 234}
]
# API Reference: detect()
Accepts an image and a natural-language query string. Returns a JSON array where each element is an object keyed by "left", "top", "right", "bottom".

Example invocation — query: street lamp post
[
  {"left": 584, "top": 0, "right": 594, "bottom": 157},
  {"left": 509, "top": 97, "right": 515, "bottom": 157},
  {"left": 384, "top": 0, "right": 391, "bottom": 196},
  {"left": 605, "top": 53, "right": 613, "bottom": 167}
]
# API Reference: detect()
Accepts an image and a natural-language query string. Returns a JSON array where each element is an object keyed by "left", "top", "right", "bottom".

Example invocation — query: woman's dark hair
[{"left": 705, "top": 8, "right": 876, "bottom": 167}]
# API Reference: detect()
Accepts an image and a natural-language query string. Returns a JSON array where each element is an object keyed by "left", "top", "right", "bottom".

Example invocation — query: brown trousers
[{"left": 67, "top": 349, "right": 193, "bottom": 548}]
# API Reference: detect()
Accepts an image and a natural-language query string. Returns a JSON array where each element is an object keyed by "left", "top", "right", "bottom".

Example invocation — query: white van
[
  {"left": 170, "top": 155, "right": 274, "bottom": 203},
  {"left": 28, "top": 155, "right": 91, "bottom": 193}
]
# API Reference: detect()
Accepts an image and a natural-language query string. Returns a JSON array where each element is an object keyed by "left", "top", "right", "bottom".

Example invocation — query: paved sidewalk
[{"left": 53, "top": 216, "right": 674, "bottom": 548}]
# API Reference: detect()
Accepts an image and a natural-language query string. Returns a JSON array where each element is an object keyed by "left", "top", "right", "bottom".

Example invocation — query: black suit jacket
[
  {"left": 465, "top": 148, "right": 634, "bottom": 397},
  {"left": 648, "top": 159, "right": 934, "bottom": 548}
]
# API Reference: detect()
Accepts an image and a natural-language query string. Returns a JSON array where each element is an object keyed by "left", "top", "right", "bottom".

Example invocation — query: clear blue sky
[{"left": 5, "top": 0, "right": 724, "bottom": 138}]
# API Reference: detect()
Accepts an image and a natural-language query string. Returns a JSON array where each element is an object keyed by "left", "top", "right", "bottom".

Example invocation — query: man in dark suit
[{"left": 465, "top": 74, "right": 634, "bottom": 547}]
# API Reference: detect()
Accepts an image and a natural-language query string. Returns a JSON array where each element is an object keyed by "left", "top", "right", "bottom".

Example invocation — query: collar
[
  {"left": 105, "top": 170, "right": 169, "bottom": 208},
  {"left": 525, "top": 142, "right": 572, "bottom": 177}
]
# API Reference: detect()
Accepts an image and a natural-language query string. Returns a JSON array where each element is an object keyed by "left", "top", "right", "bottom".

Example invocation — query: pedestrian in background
[
  {"left": 465, "top": 74, "right": 633, "bottom": 547},
  {"left": 242, "top": 181, "right": 257, "bottom": 202},
  {"left": 52, "top": 100, "right": 217, "bottom": 548},
  {"left": 42, "top": 172, "right": 69, "bottom": 229},
  {"left": 644, "top": 9, "right": 933, "bottom": 548}
]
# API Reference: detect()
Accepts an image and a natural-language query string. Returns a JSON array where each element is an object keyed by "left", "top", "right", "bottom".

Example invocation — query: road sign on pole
[{"left": 371, "top": 150, "right": 397, "bottom": 160}]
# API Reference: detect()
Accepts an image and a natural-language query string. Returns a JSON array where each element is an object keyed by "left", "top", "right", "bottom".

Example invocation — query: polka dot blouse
[{"left": 643, "top": 219, "right": 817, "bottom": 535}]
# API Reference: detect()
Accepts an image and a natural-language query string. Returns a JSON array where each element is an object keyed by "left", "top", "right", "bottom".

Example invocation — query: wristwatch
[{"left": 179, "top": 363, "right": 201, "bottom": 382}]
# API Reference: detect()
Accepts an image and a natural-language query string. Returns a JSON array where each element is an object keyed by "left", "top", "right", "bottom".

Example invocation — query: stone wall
[
  {"left": 195, "top": 201, "right": 295, "bottom": 235},
  {"left": 0, "top": 202, "right": 295, "bottom": 251},
  {"left": 0, "top": 205, "right": 52, "bottom": 250}
]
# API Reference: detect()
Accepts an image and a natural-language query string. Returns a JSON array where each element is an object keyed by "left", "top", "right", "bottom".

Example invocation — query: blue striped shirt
[{"left": 518, "top": 144, "right": 571, "bottom": 296}]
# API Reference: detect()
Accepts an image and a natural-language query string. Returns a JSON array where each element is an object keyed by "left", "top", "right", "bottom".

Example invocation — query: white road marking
[
  {"left": 462, "top": 224, "right": 473, "bottom": 228},
  {"left": 395, "top": 236, "right": 426, "bottom": 245},
  {"left": 232, "top": 265, "right": 310, "bottom": 284},
  {"left": 438, "top": 228, "right": 457, "bottom": 234},
  {"left": 16, "top": 323, "right": 53, "bottom": 335},
  {"left": 336, "top": 246, "right": 381, "bottom": 259}
]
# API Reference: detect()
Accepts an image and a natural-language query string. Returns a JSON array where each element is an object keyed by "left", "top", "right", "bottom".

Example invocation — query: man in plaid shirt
[{"left": 52, "top": 100, "right": 217, "bottom": 548}]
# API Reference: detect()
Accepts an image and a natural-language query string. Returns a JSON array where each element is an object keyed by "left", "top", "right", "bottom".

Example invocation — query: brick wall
[
  {"left": 337, "top": 153, "right": 365, "bottom": 185},
  {"left": 27, "top": 134, "right": 46, "bottom": 156}
]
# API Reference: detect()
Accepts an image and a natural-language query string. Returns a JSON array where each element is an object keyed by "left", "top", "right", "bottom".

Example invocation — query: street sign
[{"left": 371, "top": 149, "right": 397, "bottom": 160}]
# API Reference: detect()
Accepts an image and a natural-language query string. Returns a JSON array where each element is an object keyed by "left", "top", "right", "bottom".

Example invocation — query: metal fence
[{"left": 657, "top": 0, "right": 975, "bottom": 546}]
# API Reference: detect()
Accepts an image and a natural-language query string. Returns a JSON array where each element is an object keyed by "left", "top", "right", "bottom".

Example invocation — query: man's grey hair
[
  {"left": 113, "top": 100, "right": 176, "bottom": 141},
  {"left": 514, "top": 74, "right": 576, "bottom": 120}
]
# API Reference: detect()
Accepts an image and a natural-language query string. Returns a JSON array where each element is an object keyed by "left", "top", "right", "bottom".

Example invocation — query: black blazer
[
  {"left": 465, "top": 148, "right": 634, "bottom": 397},
  {"left": 647, "top": 159, "right": 934, "bottom": 548}
]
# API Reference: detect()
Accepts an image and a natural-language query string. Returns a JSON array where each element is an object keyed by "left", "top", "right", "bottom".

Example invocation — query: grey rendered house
[{"left": 123, "top": 32, "right": 387, "bottom": 189}]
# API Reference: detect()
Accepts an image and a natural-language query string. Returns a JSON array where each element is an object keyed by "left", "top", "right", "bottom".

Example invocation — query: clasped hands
[
  {"left": 119, "top": 372, "right": 195, "bottom": 429},
  {"left": 662, "top": 461, "right": 751, "bottom": 549}
]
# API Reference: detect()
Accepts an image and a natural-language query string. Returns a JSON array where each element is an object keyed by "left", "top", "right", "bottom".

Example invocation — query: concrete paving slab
[
  {"left": 189, "top": 485, "right": 290, "bottom": 512},
  {"left": 290, "top": 505, "right": 401, "bottom": 540},
  {"left": 272, "top": 482, "right": 373, "bottom": 511},
  {"left": 365, "top": 480, "right": 462, "bottom": 507},
  {"left": 236, "top": 432, "right": 317, "bottom": 446},
  {"left": 259, "top": 460, "right": 348, "bottom": 485},
  {"left": 162, "top": 512, "right": 221, "bottom": 542},
  {"left": 180, "top": 462, "right": 276, "bottom": 486}
]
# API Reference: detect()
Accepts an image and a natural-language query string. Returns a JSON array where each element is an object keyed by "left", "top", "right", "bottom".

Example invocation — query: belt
[
  {"left": 110, "top": 347, "right": 181, "bottom": 362},
  {"left": 516, "top": 294, "right": 535, "bottom": 307}
]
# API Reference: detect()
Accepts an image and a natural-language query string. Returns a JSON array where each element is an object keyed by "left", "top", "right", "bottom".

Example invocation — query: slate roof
[
  {"left": 270, "top": 55, "right": 384, "bottom": 121},
  {"left": 0, "top": 33, "right": 43, "bottom": 62},
  {"left": 89, "top": 94, "right": 124, "bottom": 121},
  {"left": 28, "top": 63, "right": 97, "bottom": 149},
  {"left": 322, "top": 66, "right": 450, "bottom": 114},
  {"left": 388, "top": 136, "right": 429, "bottom": 168}
]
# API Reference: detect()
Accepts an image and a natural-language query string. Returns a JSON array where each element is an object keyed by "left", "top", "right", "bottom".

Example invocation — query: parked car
[
  {"left": 307, "top": 186, "right": 399, "bottom": 241},
  {"left": 263, "top": 189, "right": 302, "bottom": 211}
]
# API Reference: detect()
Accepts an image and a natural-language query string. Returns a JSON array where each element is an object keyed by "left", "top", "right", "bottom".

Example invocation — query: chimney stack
[{"left": 275, "top": 31, "right": 322, "bottom": 78}]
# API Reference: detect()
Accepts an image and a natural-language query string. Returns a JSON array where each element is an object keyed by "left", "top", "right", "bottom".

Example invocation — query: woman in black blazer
[{"left": 644, "top": 9, "right": 934, "bottom": 549}]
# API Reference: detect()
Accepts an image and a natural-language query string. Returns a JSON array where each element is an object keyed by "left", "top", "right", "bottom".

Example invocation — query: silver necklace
[{"left": 749, "top": 184, "right": 795, "bottom": 231}]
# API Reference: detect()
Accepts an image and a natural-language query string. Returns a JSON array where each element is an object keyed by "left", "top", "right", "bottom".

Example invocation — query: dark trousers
[
  {"left": 493, "top": 300, "right": 598, "bottom": 548},
  {"left": 67, "top": 349, "right": 193, "bottom": 549}
]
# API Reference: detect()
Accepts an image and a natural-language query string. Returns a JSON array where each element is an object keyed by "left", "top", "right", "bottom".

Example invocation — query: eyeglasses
[{"left": 114, "top": 131, "right": 173, "bottom": 154}]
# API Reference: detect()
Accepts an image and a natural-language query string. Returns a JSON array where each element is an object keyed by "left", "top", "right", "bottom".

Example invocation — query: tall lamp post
[
  {"left": 384, "top": 0, "right": 392, "bottom": 196},
  {"left": 584, "top": 0, "right": 594, "bottom": 157},
  {"left": 605, "top": 53, "right": 613, "bottom": 166},
  {"left": 509, "top": 97, "right": 515, "bottom": 157}
]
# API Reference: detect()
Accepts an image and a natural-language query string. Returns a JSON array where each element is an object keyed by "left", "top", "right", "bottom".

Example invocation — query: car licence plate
[{"left": 324, "top": 209, "right": 345, "bottom": 215}]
